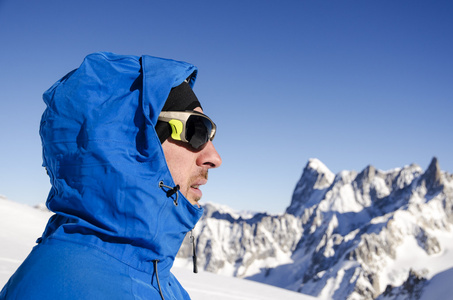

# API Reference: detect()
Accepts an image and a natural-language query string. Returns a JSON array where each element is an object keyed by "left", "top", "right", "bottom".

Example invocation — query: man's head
[
  {"left": 156, "top": 83, "right": 222, "bottom": 207},
  {"left": 40, "top": 52, "right": 208, "bottom": 245}
]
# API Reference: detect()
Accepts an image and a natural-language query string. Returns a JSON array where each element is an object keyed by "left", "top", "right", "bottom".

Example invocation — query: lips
[
  {"left": 190, "top": 179, "right": 207, "bottom": 189},
  {"left": 189, "top": 179, "right": 207, "bottom": 200}
]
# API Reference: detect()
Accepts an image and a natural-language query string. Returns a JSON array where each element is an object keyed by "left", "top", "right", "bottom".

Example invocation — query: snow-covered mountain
[
  {"left": 0, "top": 196, "right": 315, "bottom": 300},
  {"left": 177, "top": 157, "right": 453, "bottom": 299}
]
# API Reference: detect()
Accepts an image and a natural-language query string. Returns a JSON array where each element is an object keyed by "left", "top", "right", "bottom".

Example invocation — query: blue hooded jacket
[{"left": 0, "top": 52, "right": 204, "bottom": 299}]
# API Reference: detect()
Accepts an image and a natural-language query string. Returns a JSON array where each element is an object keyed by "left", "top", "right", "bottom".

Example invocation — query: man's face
[{"left": 161, "top": 107, "right": 222, "bottom": 207}]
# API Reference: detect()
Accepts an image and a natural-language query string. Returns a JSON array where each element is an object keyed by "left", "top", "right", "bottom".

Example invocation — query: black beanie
[{"left": 155, "top": 81, "right": 201, "bottom": 144}]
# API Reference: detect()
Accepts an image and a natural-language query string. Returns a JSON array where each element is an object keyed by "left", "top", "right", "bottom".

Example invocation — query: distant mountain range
[{"left": 177, "top": 157, "right": 453, "bottom": 299}]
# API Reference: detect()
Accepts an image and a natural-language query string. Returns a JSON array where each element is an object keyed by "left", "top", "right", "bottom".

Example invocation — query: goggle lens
[{"left": 186, "top": 115, "right": 213, "bottom": 150}]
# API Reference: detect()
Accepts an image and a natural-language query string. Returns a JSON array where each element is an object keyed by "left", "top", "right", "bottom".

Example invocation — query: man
[{"left": 0, "top": 52, "right": 221, "bottom": 299}]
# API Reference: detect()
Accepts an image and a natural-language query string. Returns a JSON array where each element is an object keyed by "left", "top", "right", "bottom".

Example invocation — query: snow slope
[{"left": 0, "top": 196, "right": 316, "bottom": 299}]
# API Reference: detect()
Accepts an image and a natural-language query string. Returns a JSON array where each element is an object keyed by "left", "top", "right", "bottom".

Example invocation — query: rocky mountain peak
[
  {"left": 421, "top": 156, "right": 443, "bottom": 191},
  {"left": 303, "top": 158, "right": 335, "bottom": 180},
  {"left": 285, "top": 158, "right": 335, "bottom": 216},
  {"left": 355, "top": 165, "right": 376, "bottom": 183}
]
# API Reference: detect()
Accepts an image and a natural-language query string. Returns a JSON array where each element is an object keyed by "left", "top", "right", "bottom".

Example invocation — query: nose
[{"left": 197, "top": 140, "right": 222, "bottom": 169}]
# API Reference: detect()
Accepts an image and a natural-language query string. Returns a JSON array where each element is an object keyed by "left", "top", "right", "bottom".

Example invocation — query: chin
[{"left": 186, "top": 196, "right": 201, "bottom": 207}]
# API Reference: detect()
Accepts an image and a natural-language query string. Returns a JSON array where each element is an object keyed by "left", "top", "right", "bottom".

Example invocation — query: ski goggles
[{"left": 158, "top": 111, "right": 217, "bottom": 150}]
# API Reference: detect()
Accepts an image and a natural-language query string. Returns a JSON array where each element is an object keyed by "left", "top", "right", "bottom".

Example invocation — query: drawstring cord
[
  {"left": 151, "top": 232, "right": 198, "bottom": 300},
  {"left": 153, "top": 184, "right": 198, "bottom": 299},
  {"left": 153, "top": 260, "right": 165, "bottom": 300},
  {"left": 190, "top": 230, "right": 198, "bottom": 273},
  {"left": 159, "top": 181, "right": 180, "bottom": 206}
]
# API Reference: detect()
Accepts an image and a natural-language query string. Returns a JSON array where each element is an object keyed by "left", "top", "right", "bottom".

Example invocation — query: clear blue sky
[{"left": 0, "top": 0, "right": 452, "bottom": 214}]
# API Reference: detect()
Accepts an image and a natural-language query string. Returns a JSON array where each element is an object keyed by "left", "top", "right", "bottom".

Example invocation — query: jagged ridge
[{"left": 177, "top": 157, "right": 453, "bottom": 299}]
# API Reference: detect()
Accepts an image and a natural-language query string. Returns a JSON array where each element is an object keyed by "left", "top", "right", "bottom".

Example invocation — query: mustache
[
  {"left": 191, "top": 170, "right": 208, "bottom": 182},
  {"left": 197, "top": 170, "right": 208, "bottom": 181}
]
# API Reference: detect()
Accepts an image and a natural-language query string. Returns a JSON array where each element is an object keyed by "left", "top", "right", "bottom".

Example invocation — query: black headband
[{"left": 155, "top": 81, "right": 201, "bottom": 144}]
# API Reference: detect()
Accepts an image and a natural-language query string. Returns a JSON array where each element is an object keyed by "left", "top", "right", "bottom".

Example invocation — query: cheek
[
  {"left": 164, "top": 151, "right": 182, "bottom": 179},
  {"left": 172, "top": 158, "right": 194, "bottom": 180},
  {"left": 162, "top": 143, "right": 196, "bottom": 184}
]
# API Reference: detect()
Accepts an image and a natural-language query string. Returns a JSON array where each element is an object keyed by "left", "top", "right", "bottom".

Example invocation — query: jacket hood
[{"left": 39, "top": 52, "right": 203, "bottom": 274}]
